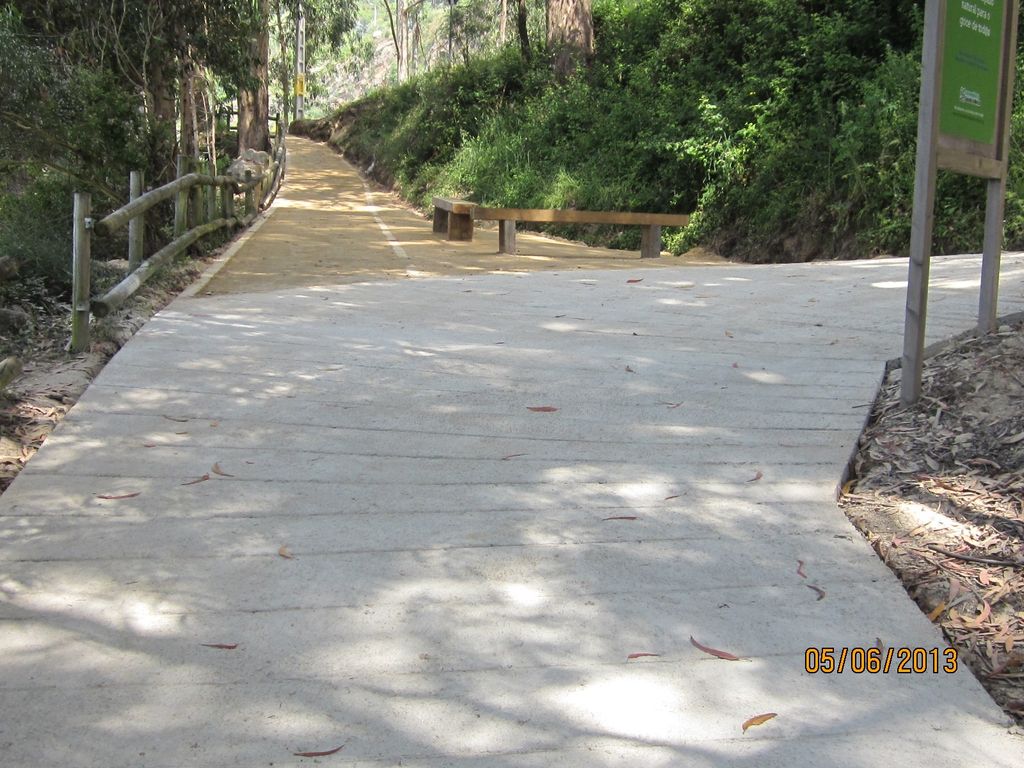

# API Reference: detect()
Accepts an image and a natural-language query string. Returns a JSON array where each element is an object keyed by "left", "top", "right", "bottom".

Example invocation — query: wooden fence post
[
  {"left": 223, "top": 180, "right": 235, "bottom": 221},
  {"left": 207, "top": 164, "right": 218, "bottom": 223},
  {"left": 70, "top": 192, "right": 92, "bottom": 352},
  {"left": 244, "top": 170, "right": 254, "bottom": 216},
  {"left": 192, "top": 159, "right": 206, "bottom": 227},
  {"left": 128, "top": 171, "right": 144, "bottom": 271},
  {"left": 174, "top": 156, "right": 188, "bottom": 237}
]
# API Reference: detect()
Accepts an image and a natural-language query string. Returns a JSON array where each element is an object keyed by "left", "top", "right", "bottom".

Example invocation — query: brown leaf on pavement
[
  {"left": 603, "top": 515, "right": 638, "bottom": 521},
  {"left": 501, "top": 453, "right": 528, "bottom": 461},
  {"left": 741, "top": 713, "right": 777, "bottom": 733},
  {"left": 293, "top": 745, "right": 344, "bottom": 757},
  {"left": 796, "top": 560, "right": 807, "bottom": 579},
  {"left": 625, "top": 366, "right": 636, "bottom": 373},
  {"left": 211, "top": 462, "right": 234, "bottom": 477},
  {"left": 182, "top": 473, "right": 210, "bottom": 486},
  {"left": 162, "top": 415, "right": 189, "bottom": 423},
  {"left": 690, "top": 636, "right": 741, "bottom": 661},
  {"left": 664, "top": 494, "right": 680, "bottom": 501},
  {"left": 278, "top": 545, "right": 295, "bottom": 560},
  {"left": 806, "top": 584, "right": 827, "bottom": 601},
  {"left": 626, "top": 652, "right": 661, "bottom": 660},
  {"left": 200, "top": 643, "right": 238, "bottom": 650},
  {"left": 725, "top": 330, "right": 734, "bottom": 338},
  {"left": 527, "top": 406, "right": 558, "bottom": 412},
  {"left": 97, "top": 492, "right": 141, "bottom": 500},
  {"left": 747, "top": 470, "right": 764, "bottom": 482},
  {"left": 626, "top": 278, "right": 644, "bottom": 284}
]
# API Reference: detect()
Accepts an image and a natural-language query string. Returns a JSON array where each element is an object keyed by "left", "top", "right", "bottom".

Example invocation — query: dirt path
[{"left": 200, "top": 137, "right": 724, "bottom": 295}]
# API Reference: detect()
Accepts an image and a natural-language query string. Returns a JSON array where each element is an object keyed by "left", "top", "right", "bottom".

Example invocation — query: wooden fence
[{"left": 69, "top": 135, "right": 286, "bottom": 352}]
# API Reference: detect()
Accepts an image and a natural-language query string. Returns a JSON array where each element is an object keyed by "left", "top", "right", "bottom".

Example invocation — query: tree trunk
[
  {"left": 516, "top": 0, "right": 530, "bottom": 61},
  {"left": 499, "top": 0, "right": 507, "bottom": 45},
  {"left": 238, "top": 0, "right": 271, "bottom": 153},
  {"left": 547, "top": 0, "right": 593, "bottom": 77},
  {"left": 275, "top": 0, "right": 291, "bottom": 127},
  {"left": 147, "top": 59, "right": 179, "bottom": 185}
]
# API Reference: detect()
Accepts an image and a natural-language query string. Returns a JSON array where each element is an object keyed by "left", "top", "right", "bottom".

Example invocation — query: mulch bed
[{"left": 841, "top": 320, "right": 1024, "bottom": 724}]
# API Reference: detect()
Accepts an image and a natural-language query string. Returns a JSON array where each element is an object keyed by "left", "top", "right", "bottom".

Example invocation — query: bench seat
[{"left": 431, "top": 198, "right": 690, "bottom": 258}]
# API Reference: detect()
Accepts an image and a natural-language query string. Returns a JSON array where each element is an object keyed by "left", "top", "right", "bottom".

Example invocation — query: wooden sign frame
[{"left": 902, "top": 0, "right": 1019, "bottom": 404}]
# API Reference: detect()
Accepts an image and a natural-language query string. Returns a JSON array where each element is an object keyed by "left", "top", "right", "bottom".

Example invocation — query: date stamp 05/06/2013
[{"left": 805, "top": 646, "right": 959, "bottom": 675}]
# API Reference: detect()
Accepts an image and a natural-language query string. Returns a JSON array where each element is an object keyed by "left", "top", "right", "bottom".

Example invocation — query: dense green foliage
[{"left": 327, "top": 0, "right": 1024, "bottom": 260}]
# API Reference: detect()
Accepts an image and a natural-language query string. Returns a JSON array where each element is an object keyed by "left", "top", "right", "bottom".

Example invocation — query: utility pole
[{"left": 295, "top": 2, "right": 306, "bottom": 120}]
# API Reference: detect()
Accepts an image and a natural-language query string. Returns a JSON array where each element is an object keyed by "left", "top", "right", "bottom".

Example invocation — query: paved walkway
[{"left": 2, "top": 138, "right": 1023, "bottom": 767}]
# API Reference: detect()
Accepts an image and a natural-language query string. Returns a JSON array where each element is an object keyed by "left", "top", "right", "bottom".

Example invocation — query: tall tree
[
  {"left": 238, "top": 0, "right": 272, "bottom": 152},
  {"left": 515, "top": 0, "right": 530, "bottom": 60},
  {"left": 6, "top": 0, "right": 262, "bottom": 182},
  {"left": 546, "top": 0, "right": 592, "bottom": 77}
]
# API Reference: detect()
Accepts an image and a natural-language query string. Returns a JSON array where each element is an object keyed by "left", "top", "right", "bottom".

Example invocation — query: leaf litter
[{"left": 840, "top": 320, "right": 1024, "bottom": 723}]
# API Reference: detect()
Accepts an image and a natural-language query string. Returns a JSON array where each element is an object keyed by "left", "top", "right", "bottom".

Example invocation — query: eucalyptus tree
[{"left": 3, "top": 0, "right": 263, "bottom": 183}]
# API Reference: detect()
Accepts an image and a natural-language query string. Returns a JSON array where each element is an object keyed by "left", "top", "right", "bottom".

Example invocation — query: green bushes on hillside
[{"left": 316, "top": 0, "right": 1024, "bottom": 261}]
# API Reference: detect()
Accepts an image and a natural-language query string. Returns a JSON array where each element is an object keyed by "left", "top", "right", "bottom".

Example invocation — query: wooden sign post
[{"left": 902, "top": 0, "right": 1019, "bottom": 404}]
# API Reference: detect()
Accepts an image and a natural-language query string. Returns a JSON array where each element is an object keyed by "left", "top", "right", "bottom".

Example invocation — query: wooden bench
[
  {"left": 432, "top": 197, "right": 475, "bottom": 241},
  {"left": 431, "top": 197, "right": 689, "bottom": 258}
]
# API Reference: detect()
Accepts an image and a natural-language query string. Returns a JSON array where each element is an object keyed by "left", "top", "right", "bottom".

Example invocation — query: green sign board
[{"left": 939, "top": 0, "right": 1005, "bottom": 146}]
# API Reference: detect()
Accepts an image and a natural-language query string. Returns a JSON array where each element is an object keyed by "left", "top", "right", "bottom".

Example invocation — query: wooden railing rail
[{"left": 69, "top": 133, "right": 287, "bottom": 351}]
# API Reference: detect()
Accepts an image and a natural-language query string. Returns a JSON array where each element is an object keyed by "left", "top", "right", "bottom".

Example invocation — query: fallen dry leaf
[
  {"left": 200, "top": 643, "right": 238, "bottom": 650},
  {"left": 97, "top": 492, "right": 141, "bottom": 501},
  {"left": 796, "top": 560, "right": 807, "bottom": 579},
  {"left": 725, "top": 330, "right": 734, "bottom": 338},
  {"left": 527, "top": 406, "right": 558, "bottom": 413},
  {"left": 603, "top": 515, "right": 638, "bottom": 521},
  {"left": 182, "top": 473, "right": 211, "bottom": 486},
  {"left": 664, "top": 494, "right": 680, "bottom": 501},
  {"left": 626, "top": 278, "right": 644, "bottom": 284},
  {"left": 732, "top": 362, "right": 740, "bottom": 368},
  {"left": 211, "top": 462, "right": 234, "bottom": 477},
  {"left": 501, "top": 453, "right": 527, "bottom": 461},
  {"left": 742, "top": 713, "right": 777, "bottom": 733},
  {"left": 927, "top": 602, "right": 947, "bottom": 622},
  {"left": 747, "top": 470, "right": 764, "bottom": 483},
  {"left": 626, "top": 652, "right": 661, "bottom": 660},
  {"left": 293, "top": 745, "right": 344, "bottom": 758},
  {"left": 278, "top": 545, "right": 295, "bottom": 560},
  {"left": 806, "top": 584, "right": 826, "bottom": 601},
  {"left": 625, "top": 366, "right": 636, "bottom": 373},
  {"left": 142, "top": 443, "right": 157, "bottom": 449},
  {"left": 162, "top": 415, "right": 189, "bottom": 423},
  {"left": 690, "top": 636, "right": 741, "bottom": 661}
]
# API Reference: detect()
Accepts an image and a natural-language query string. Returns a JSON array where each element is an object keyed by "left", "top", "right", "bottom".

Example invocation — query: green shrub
[
  {"left": 0, "top": 175, "right": 75, "bottom": 298},
  {"left": 325, "top": 0, "right": 1024, "bottom": 261}
]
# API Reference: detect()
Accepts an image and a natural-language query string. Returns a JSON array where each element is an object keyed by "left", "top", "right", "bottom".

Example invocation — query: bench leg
[
  {"left": 498, "top": 220, "right": 517, "bottom": 253},
  {"left": 433, "top": 206, "right": 448, "bottom": 234},
  {"left": 640, "top": 224, "right": 662, "bottom": 259},
  {"left": 447, "top": 211, "right": 473, "bottom": 241}
]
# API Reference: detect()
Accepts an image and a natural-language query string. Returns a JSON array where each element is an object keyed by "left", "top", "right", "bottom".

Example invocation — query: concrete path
[{"left": 2, "top": 139, "right": 1024, "bottom": 767}]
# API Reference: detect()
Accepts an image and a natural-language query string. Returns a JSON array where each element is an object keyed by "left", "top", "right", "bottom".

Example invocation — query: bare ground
[
  {"left": 840, "top": 319, "right": 1024, "bottom": 724},
  {"left": 0, "top": 252, "right": 215, "bottom": 495}
]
